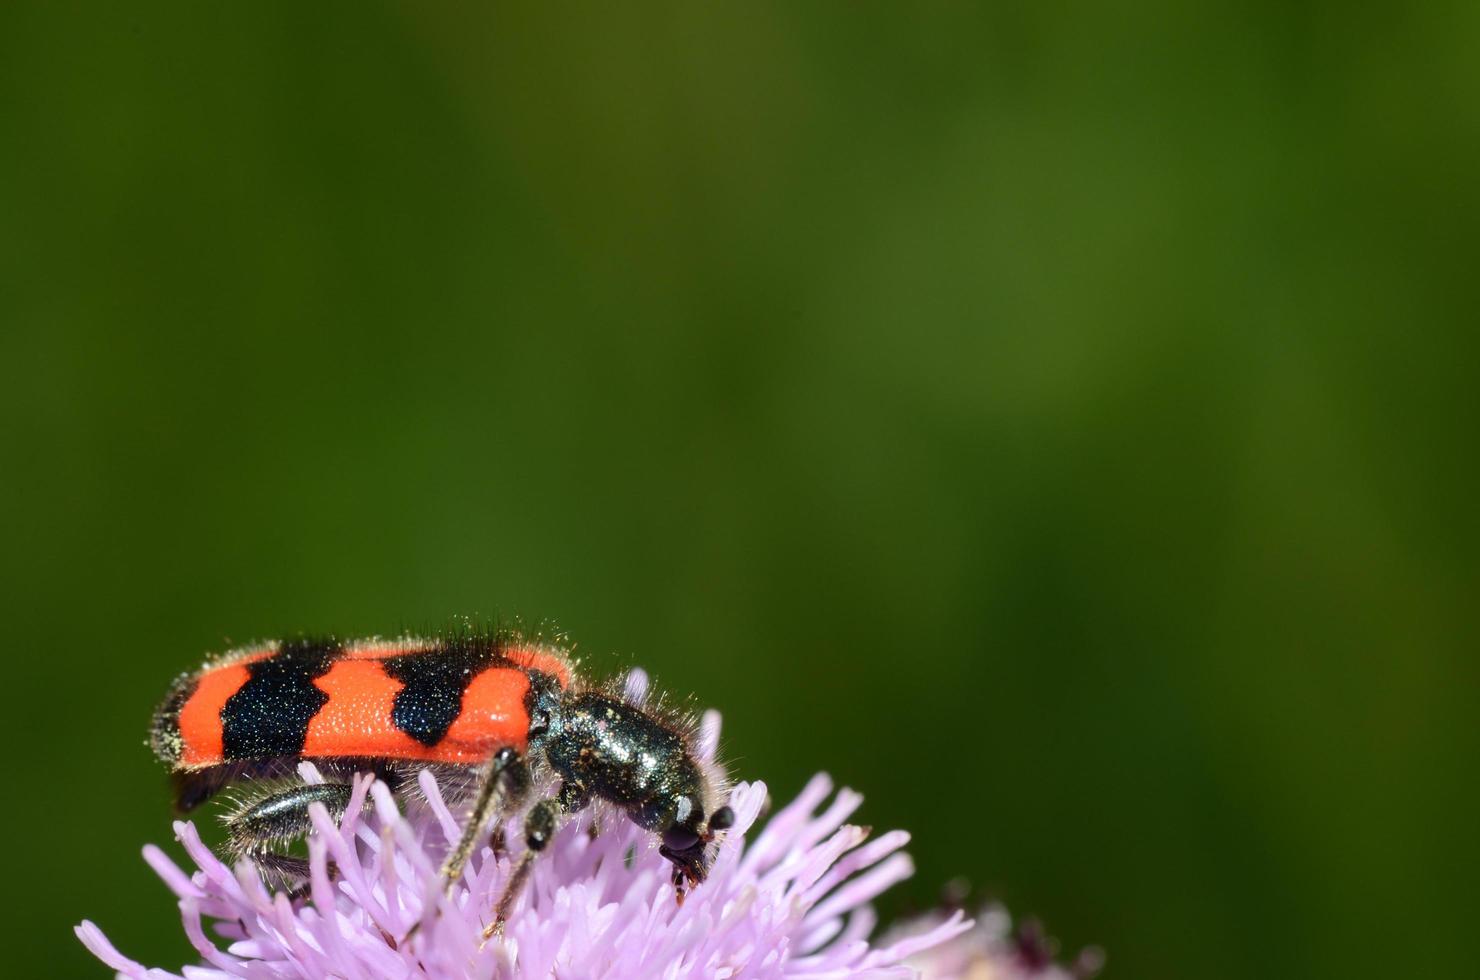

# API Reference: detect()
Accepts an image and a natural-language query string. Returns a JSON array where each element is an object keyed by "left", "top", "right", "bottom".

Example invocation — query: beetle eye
[
  {"left": 708, "top": 805, "right": 735, "bottom": 832},
  {"left": 662, "top": 826, "right": 700, "bottom": 851}
]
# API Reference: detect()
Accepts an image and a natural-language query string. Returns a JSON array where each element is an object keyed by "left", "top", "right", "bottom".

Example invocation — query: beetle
[{"left": 150, "top": 631, "right": 734, "bottom": 931}]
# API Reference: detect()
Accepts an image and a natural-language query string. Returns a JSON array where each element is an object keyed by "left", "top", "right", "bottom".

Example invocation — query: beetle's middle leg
[{"left": 438, "top": 746, "right": 531, "bottom": 893}]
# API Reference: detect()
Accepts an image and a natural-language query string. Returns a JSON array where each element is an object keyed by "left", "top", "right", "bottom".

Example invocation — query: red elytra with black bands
[{"left": 157, "top": 637, "right": 572, "bottom": 768}]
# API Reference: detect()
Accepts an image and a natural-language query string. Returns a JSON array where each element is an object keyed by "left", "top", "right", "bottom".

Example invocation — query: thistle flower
[
  {"left": 78, "top": 672, "right": 974, "bottom": 979},
  {"left": 889, "top": 905, "right": 1105, "bottom": 980}
]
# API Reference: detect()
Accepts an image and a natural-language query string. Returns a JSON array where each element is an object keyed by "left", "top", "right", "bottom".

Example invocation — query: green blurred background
[{"left": 3, "top": 3, "right": 1476, "bottom": 978}]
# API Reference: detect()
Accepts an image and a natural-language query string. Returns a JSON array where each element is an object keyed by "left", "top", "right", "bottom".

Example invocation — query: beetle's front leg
[{"left": 482, "top": 781, "right": 588, "bottom": 941}]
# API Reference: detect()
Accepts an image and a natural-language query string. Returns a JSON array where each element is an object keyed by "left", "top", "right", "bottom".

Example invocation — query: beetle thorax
[{"left": 540, "top": 691, "right": 701, "bottom": 809}]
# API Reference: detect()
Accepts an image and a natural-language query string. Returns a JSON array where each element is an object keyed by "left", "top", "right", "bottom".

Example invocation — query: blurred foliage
[{"left": 2, "top": 3, "right": 1477, "bottom": 979}]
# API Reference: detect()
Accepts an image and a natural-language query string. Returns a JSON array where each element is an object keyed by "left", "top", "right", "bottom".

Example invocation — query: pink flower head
[
  {"left": 890, "top": 905, "right": 1105, "bottom": 980},
  {"left": 78, "top": 671, "right": 973, "bottom": 979}
]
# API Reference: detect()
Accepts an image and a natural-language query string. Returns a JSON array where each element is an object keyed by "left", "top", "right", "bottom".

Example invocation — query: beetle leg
[
  {"left": 223, "top": 782, "right": 355, "bottom": 863},
  {"left": 483, "top": 782, "right": 588, "bottom": 941},
  {"left": 438, "top": 747, "right": 530, "bottom": 893},
  {"left": 249, "top": 854, "right": 348, "bottom": 901}
]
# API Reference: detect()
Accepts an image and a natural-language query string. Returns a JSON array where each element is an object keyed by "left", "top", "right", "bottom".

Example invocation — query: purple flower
[
  {"left": 887, "top": 906, "right": 1105, "bottom": 980},
  {"left": 78, "top": 672, "right": 973, "bottom": 978}
]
